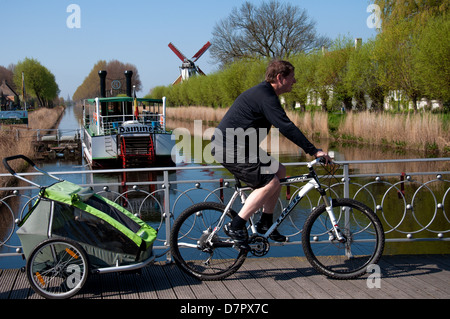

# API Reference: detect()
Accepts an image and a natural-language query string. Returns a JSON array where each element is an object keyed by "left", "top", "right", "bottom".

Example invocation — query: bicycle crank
[{"left": 249, "top": 235, "right": 270, "bottom": 257}]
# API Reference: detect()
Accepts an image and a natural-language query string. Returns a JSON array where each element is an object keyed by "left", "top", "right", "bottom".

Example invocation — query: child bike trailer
[{"left": 3, "top": 155, "right": 158, "bottom": 299}]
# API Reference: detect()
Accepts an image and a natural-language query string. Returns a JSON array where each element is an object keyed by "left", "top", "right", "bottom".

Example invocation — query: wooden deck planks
[{"left": 1, "top": 255, "right": 449, "bottom": 300}]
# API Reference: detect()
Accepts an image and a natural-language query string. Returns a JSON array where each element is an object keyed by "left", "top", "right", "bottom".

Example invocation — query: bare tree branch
[{"left": 210, "top": 0, "right": 331, "bottom": 66}]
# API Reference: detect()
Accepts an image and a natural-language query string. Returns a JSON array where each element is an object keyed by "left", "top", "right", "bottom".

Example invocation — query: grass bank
[
  {"left": 0, "top": 106, "right": 65, "bottom": 187},
  {"left": 166, "top": 106, "right": 450, "bottom": 154}
]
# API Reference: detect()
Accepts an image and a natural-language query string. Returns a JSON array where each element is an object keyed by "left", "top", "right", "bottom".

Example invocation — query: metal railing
[
  {"left": 1, "top": 158, "right": 449, "bottom": 262},
  {"left": 0, "top": 128, "right": 81, "bottom": 143}
]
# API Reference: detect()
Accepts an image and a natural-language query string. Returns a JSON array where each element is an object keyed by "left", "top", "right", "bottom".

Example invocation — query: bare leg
[
  {"left": 225, "top": 163, "right": 287, "bottom": 247},
  {"left": 262, "top": 163, "right": 286, "bottom": 215},
  {"left": 237, "top": 176, "right": 281, "bottom": 220},
  {"left": 238, "top": 163, "right": 286, "bottom": 220}
]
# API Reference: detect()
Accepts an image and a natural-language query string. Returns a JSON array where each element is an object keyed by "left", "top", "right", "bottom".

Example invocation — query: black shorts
[
  {"left": 221, "top": 160, "right": 275, "bottom": 189},
  {"left": 217, "top": 146, "right": 280, "bottom": 189},
  {"left": 211, "top": 136, "right": 279, "bottom": 189}
]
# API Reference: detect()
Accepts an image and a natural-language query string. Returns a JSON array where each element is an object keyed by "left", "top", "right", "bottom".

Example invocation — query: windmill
[{"left": 168, "top": 41, "right": 211, "bottom": 85}]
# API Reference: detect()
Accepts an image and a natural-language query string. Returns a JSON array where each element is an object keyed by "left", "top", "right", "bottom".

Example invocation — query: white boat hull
[{"left": 82, "top": 128, "right": 174, "bottom": 167}]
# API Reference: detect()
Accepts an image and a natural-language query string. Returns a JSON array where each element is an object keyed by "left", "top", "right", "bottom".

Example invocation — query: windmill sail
[{"left": 168, "top": 41, "right": 211, "bottom": 84}]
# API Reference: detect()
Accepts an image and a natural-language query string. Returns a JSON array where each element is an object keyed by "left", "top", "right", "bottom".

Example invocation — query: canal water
[{"left": 1, "top": 105, "right": 449, "bottom": 268}]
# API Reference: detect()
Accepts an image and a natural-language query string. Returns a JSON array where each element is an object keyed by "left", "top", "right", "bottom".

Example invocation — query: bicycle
[{"left": 169, "top": 157, "right": 385, "bottom": 280}]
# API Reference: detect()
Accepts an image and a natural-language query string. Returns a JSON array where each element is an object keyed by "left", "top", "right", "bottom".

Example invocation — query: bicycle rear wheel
[
  {"left": 302, "top": 198, "right": 384, "bottom": 279},
  {"left": 170, "top": 202, "right": 248, "bottom": 280}
]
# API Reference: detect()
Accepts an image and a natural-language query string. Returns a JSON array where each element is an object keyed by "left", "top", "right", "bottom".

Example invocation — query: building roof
[{"left": 0, "top": 80, "right": 19, "bottom": 98}]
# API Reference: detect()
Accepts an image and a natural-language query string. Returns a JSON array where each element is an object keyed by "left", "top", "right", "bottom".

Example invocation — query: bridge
[
  {"left": 0, "top": 158, "right": 449, "bottom": 299},
  {"left": 1, "top": 254, "right": 449, "bottom": 300}
]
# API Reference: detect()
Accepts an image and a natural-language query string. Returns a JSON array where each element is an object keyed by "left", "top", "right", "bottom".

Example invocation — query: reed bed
[
  {"left": 166, "top": 106, "right": 229, "bottom": 124},
  {"left": 0, "top": 106, "right": 65, "bottom": 185},
  {"left": 166, "top": 106, "right": 329, "bottom": 139},
  {"left": 338, "top": 111, "right": 450, "bottom": 151},
  {"left": 166, "top": 106, "right": 449, "bottom": 154},
  {"left": 285, "top": 110, "right": 330, "bottom": 140}
]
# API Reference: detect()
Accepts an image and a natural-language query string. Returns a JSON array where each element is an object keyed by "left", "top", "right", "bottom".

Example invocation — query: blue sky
[{"left": 1, "top": 0, "right": 377, "bottom": 99}]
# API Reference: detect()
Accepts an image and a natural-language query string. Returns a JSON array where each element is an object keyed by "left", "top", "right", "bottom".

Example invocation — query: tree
[
  {"left": 371, "top": 0, "right": 449, "bottom": 110},
  {"left": 104, "top": 60, "right": 142, "bottom": 93},
  {"left": 210, "top": 0, "right": 331, "bottom": 66},
  {"left": 411, "top": 15, "right": 450, "bottom": 106},
  {"left": 285, "top": 52, "right": 320, "bottom": 110},
  {"left": 0, "top": 65, "right": 16, "bottom": 90},
  {"left": 72, "top": 60, "right": 142, "bottom": 101},
  {"left": 13, "top": 58, "right": 60, "bottom": 107},
  {"left": 72, "top": 60, "right": 106, "bottom": 101},
  {"left": 373, "top": 19, "right": 422, "bottom": 110},
  {"left": 315, "top": 37, "right": 354, "bottom": 111},
  {"left": 345, "top": 39, "right": 385, "bottom": 111},
  {"left": 374, "top": 0, "right": 449, "bottom": 30}
]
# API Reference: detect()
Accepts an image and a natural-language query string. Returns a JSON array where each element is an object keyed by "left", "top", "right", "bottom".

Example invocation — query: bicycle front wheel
[
  {"left": 170, "top": 202, "right": 248, "bottom": 281},
  {"left": 302, "top": 198, "right": 384, "bottom": 279},
  {"left": 27, "top": 238, "right": 89, "bottom": 299}
]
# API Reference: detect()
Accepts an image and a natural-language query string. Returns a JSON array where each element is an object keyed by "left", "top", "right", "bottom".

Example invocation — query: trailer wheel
[{"left": 27, "top": 238, "right": 89, "bottom": 299}]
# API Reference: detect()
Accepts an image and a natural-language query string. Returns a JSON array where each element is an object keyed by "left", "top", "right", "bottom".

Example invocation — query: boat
[
  {"left": 82, "top": 96, "right": 175, "bottom": 168},
  {"left": 81, "top": 71, "right": 175, "bottom": 168}
]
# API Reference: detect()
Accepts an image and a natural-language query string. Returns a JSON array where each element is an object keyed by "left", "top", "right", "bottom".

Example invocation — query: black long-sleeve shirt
[{"left": 213, "top": 81, "right": 318, "bottom": 161}]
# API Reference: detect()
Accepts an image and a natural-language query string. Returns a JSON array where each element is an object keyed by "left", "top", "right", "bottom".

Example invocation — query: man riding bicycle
[{"left": 211, "top": 60, "right": 331, "bottom": 250}]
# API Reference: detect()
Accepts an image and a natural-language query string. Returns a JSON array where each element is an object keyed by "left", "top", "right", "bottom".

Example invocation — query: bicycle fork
[{"left": 321, "top": 195, "right": 346, "bottom": 243}]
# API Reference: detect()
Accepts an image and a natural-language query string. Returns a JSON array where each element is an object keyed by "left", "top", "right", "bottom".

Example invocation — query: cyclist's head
[{"left": 265, "top": 60, "right": 295, "bottom": 84}]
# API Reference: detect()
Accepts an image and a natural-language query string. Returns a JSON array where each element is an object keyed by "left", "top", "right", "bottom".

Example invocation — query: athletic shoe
[
  {"left": 256, "top": 222, "right": 288, "bottom": 242},
  {"left": 224, "top": 222, "right": 250, "bottom": 251}
]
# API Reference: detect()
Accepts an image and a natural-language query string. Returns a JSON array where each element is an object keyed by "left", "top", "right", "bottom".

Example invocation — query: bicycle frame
[{"left": 210, "top": 158, "right": 345, "bottom": 246}]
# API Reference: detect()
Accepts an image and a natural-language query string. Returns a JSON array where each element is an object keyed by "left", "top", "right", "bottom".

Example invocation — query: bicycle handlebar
[
  {"left": 308, "top": 156, "right": 332, "bottom": 167},
  {"left": 2, "top": 154, "right": 37, "bottom": 176},
  {"left": 2, "top": 154, "right": 63, "bottom": 187}
]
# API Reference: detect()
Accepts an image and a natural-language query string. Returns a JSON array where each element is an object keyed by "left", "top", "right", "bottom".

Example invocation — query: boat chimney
[
  {"left": 125, "top": 70, "right": 133, "bottom": 97},
  {"left": 98, "top": 70, "right": 107, "bottom": 97}
]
